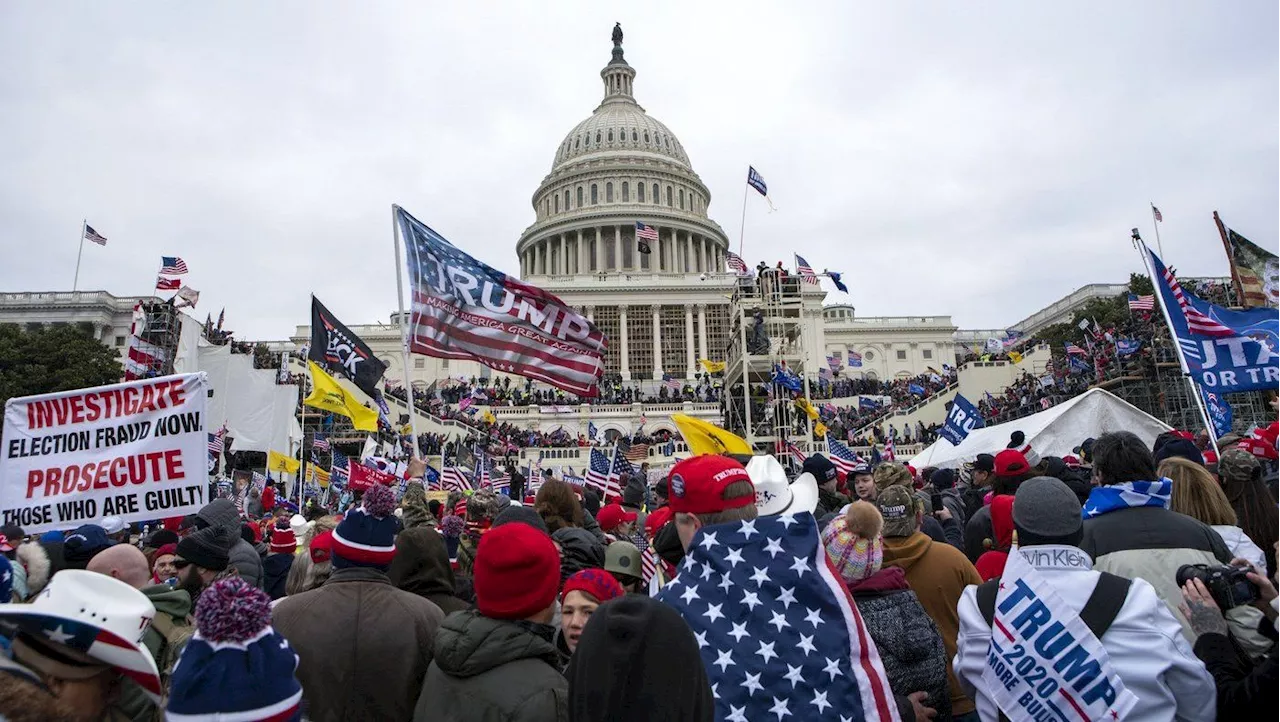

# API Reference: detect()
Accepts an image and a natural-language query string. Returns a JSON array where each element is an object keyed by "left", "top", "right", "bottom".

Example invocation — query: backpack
[
  {"left": 149, "top": 612, "right": 196, "bottom": 683},
  {"left": 975, "top": 572, "right": 1132, "bottom": 722}
]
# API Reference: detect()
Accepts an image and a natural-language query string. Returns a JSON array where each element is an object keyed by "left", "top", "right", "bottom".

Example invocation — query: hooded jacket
[
  {"left": 262, "top": 552, "right": 295, "bottom": 601},
  {"left": 551, "top": 528, "right": 605, "bottom": 586},
  {"left": 196, "top": 498, "right": 264, "bottom": 589},
  {"left": 414, "top": 610, "right": 568, "bottom": 722},
  {"left": 14, "top": 543, "right": 52, "bottom": 600},
  {"left": 566, "top": 594, "right": 714, "bottom": 722},
  {"left": 847, "top": 567, "right": 952, "bottom": 721},
  {"left": 274, "top": 566, "right": 445, "bottom": 721},
  {"left": 389, "top": 526, "right": 471, "bottom": 615},
  {"left": 881, "top": 530, "right": 983, "bottom": 716},
  {"left": 955, "top": 545, "right": 1216, "bottom": 722}
]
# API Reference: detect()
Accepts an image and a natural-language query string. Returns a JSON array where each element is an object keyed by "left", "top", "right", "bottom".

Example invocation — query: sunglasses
[{"left": 173, "top": 559, "right": 193, "bottom": 570}]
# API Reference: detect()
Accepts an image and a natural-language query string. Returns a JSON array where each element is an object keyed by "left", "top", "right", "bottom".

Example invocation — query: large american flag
[
  {"left": 883, "top": 439, "right": 896, "bottom": 461},
  {"left": 1063, "top": 341, "right": 1088, "bottom": 356},
  {"left": 84, "top": 224, "right": 108, "bottom": 246},
  {"left": 330, "top": 450, "right": 350, "bottom": 475},
  {"left": 662, "top": 373, "right": 682, "bottom": 391},
  {"left": 159, "top": 256, "right": 188, "bottom": 275},
  {"left": 584, "top": 448, "right": 614, "bottom": 497},
  {"left": 1127, "top": 294, "right": 1155, "bottom": 312},
  {"left": 825, "top": 437, "right": 864, "bottom": 474},
  {"left": 442, "top": 463, "right": 471, "bottom": 493},
  {"left": 635, "top": 221, "right": 659, "bottom": 241},
  {"left": 726, "top": 251, "right": 749, "bottom": 276},
  {"left": 794, "top": 254, "right": 819, "bottom": 285},
  {"left": 397, "top": 206, "right": 607, "bottom": 396},
  {"left": 655, "top": 514, "right": 900, "bottom": 721},
  {"left": 847, "top": 350, "right": 863, "bottom": 368},
  {"left": 312, "top": 435, "right": 330, "bottom": 452},
  {"left": 1145, "top": 245, "right": 1236, "bottom": 338}
]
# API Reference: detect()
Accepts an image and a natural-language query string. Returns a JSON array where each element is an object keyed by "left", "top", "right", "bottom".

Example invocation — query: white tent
[
  {"left": 198, "top": 345, "right": 302, "bottom": 454},
  {"left": 909, "top": 388, "right": 1171, "bottom": 470}
]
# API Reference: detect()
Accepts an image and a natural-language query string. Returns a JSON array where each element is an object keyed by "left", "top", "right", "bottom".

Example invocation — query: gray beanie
[{"left": 1013, "top": 476, "right": 1082, "bottom": 537}]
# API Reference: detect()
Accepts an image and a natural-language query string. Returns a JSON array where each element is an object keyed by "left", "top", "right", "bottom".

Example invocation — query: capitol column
[
  {"left": 559, "top": 235, "right": 567, "bottom": 275},
  {"left": 533, "top": 243, "right": 542, "bottom": 276},
  {"left": 694, "top": 235, "right": 703, "bottom": 273},
  {"left": 651, "top": 304, "right": 663, "bottom": 378},
  {"left": 585, "top": 305, "right": 594, "bottom": 323},
  {"left": 577, "top": 229, "right": 586, "bottom": 273},
  {"left": 619, "top": 305, "right": 630, "bottom": 380},
  {"left": 684, "top": 304, "right": 696, "bottom": 378},
  {"left": 697, "top": 304, "right": 708, "bottom": 363},
  {"left": 609, "top": 226, "right": 618, "bottom": 272}
]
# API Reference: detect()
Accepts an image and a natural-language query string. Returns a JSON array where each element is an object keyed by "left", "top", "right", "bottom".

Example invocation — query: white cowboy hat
[
  {"left": 747, "top": 455, "right": 819, "bottom": 516},
  {"left": 0, "top": 569, "right": 161, "bottom": 701}
]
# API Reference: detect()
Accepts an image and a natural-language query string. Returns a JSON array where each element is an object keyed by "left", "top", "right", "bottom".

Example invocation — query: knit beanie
[
  {"left": 492, "top": 505, "right": 550, "bottom": 534},
  {"left": 332, "top": 484, "right": 397, "bottom": 570},
  {"left": 473, "top": 523, "right": 560, "bottom": 620},
  {"left": 176, "top": 525, "right": 233, "bottom": 571},
  {"left": 872, "top": 463, "right": 913, "bottom": 491},
  {"left": 560, "top": 568, "right": 625, "bottom": 604},
  {"left": 821, "top": 504, "right": 884, "bottom": 584},
  {"left": 975, "top": 495, "right": 1016, "bottom": 581},
  {"left": 166, "top": 576, "right": 303, "bottom": 720},
  {"left": 269, "top": 520, "right": 297, "bottom": 554}
]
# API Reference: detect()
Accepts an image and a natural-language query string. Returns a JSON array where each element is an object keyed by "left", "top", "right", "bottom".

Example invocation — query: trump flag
[{"left": 395, "top": 206, "right": 607, "bottom": 396}]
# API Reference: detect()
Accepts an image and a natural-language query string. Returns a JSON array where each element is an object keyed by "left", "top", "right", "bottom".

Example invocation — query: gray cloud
[{"left": 1, "top": 1, "right": 1275, "bottom": 339}]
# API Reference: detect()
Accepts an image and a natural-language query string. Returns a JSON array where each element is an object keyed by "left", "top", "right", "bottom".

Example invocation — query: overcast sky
[{"left": 2, "top": 2, "right": 1276, "bottom": 340}]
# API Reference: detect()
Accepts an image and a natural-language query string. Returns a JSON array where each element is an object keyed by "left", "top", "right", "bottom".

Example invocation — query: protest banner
[
  {"left": 348, "top": 463, "right": 397, "bottom": 492},
  {"left": 1, "top": 373, "right": 209, "bottom": 534},
  {"left": 940, "top": 394, "right": 984, "bottom": 446}
]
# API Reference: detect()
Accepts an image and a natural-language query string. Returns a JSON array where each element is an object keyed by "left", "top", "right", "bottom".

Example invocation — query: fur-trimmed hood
[{"left": 16, "top": 542, "right": 52, "bottom": 598}]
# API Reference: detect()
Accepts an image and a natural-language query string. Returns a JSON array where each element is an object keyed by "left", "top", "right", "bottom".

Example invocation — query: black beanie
[
  {"left": 492, "top": 505, "right": 549, "bottom": 534},
  {"left": 176, "top": 525, "right": 233, "bottom": 571},
  {"left": 930, "top": 468, "right": 956, "bottom": 490}
]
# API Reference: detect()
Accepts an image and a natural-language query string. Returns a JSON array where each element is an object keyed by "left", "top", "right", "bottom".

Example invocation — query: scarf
[{"left": 1081, "top": 479, "right": 1172, "bottom": 519}]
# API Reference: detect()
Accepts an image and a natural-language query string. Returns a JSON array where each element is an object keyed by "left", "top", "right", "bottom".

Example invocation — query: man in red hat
[
  {"left": 667, "top": 455, "right": 758, "bottom": 552},
  {"left": 964, "top": 448, "right": 1033, "bottom": 562}
]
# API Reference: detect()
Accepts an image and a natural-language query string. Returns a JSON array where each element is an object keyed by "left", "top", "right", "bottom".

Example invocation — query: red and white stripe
[
  {"left": 1159, "top": 262, "right": 1235, "bottom": 338},
  {"left": 725, "top": 251, "right": 749, "bottom": 275},
  {"left": 441, "top": 466, "right": 471, "bottom": 493},
  {"left": 332, "top": 522, "right": 396, "bottom": 567},
  {"left": 817, "top": 537, "right": 899, "bottom": 721}
]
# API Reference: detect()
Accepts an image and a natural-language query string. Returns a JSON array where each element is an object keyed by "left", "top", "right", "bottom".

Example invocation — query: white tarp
[
  {"left": 198, "top": 345, "right": 300, "bottom": 454},
  {"left": 171, "top": 312, "right": 205, "bottom": 375},
  {"left": 909, "top": 388, "right": 1171, "bottom": 470}
]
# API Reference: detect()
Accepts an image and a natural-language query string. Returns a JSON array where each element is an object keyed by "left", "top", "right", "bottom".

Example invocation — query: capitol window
[
  {"left": 577, "top": 187, "right": 584, "bottom": 207},
  {"left": 896, "top": 350, "right": 907, "bottom": 360},
  {"left": 652, "top": 183, "right": 659, "bottom": 203},
  {"left": 564, "top": 190, "right": 570, "bottom": 209},
  {"left": 575, "top": 137, "right": 580, "bottom": 150},
  {"left": 678, "top": 189, "right": 684, "bottom": 209},
  {"left": 637, "top": 183, "right": 645, "bottom": 202},
  {"left": 607, "top": 130, "right": 613, "bottom": 142},
  {"left": 595, "top": 132, "right": 601, "bottom": 144},
  {"left": 632, "top": 130, "right": 638, "bottom": 142},
  {"left": 555, "top": 195, "right": 560, "bottom": 212},
  {"left": 923, "top": 349, "right": 933, "bottom": 359},
  {"left": 591, "top": 184, "right": 598, "bottom": 204},
  {"left": 622, "top": 182, "right": 629, "bottom": 201},
  {"left": 606, "top": 182, "right": 613, "bottom": 202},
  {"left": 666, "top": 186, "right": 673, "bottom": 206},
  {"left": 865, "top": 350, "right": 875, "bottom": 361}
]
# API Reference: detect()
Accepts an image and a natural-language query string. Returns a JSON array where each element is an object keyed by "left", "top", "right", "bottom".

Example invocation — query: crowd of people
[{"left": 3, "top": 411, "right": 1276, "bottom": 721}]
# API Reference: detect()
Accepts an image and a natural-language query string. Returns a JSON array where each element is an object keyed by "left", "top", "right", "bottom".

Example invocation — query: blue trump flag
[
  {"left": 908, "top": 383, "right": 926, "bottom": 396},
  {"left": 1116, "top": 339, "right": 1142, "bottom": 357},
  {"left": 1068, "top": 356, "right": 1090, "bottom": 374},
  {"left": 655, "top": 513, "right": 900, "bottom": 721},
  {"left": 858, "top": 396, "right": 880, "bottom": 411},
  {"left": 1143, "top": 243, "right": 1278, "bottom": 393},
  {"left": 746, "top": 166, "right": 768, "bottom": 196},
  {"left": 771, "top": 364, "right": 803, "bottom": 392},
  {"left": 827, "top": 271, "right": 848, "bottom": 293},
  {"left": 940, "top": 394, "right": 984, "bottom": 445},
  {"left": 1202, "top": 390, "right": 1234, "bottom": 440}
]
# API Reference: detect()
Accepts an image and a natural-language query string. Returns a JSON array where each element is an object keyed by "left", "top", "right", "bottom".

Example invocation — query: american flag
[
  {"left": 826, "top": 354, "right": 840, "bottom": 372},
  {"left": 635, "top": 221, "right": 659, "bottom": 241},
  {"left": 207, "top": 427, "right": 225, "bottom": 455},
  {"left": 847, "top": 350, "right": 863, "bottom": 368},
  {"left": 640, "top": 545, "right": 658, "bottom": 585},
  {"left": 330, "top": 450, "right": 350, "bottom": 475},
  {"left": 1127, "top": 294, "right": 1155, "bottom": 312},
  {"left": 1145, "top": 245, "right": 1236, "bottom": 338},
  {"left": 312, "top": 435, "right": 330, "bottom": 452},
  {"left": 654, "top": 514, "right": 899, "bottom": 722},
  {"left": 1063, "top": 341, "right": 1088, "bottom": 356},
  {"left": 584, "top": 448, "right": 614, "bottom": 497},
  {"left": 441, "top": 463, "right": 471, "bottom": 493},
  {"left": 156, "top": 276, "right": 181, "bottom": 291},
  {"left": 476, "top": 454, "right": 490, "bottom": 488},
  {"left": 794, "top": 254, "right": 819, "bottom": 284},
  {"left": 608, "top": 447, "right": 633, "bottom": 498},
  {"left": 489, "top": 470, "right": 511, "bottom": 494},
  {"left": 83, "top": 224, "right": 108, "bottom": 246},
  {"left": 784, "top": 441, "right": 807, "bottom": 468},
  {"left": 726, "top": 251, "right": 749, "bottom": 275},
  {"left": 883, "top": 439, "right": 896, "bottom": 461},
  {"left": 826, "top": 437, "right": 864, "bottom": 474},
  {"left": 1152, "top": 204, "right": 1163, "bottom": 223},
  {"left": 662, "top": 373, "right": 682, "bottom": 391},
  {"left": 159, "top": 256, "right": 188, "bottom": 275},
  {"left": 3, "top": 611, "right": 163, "bottom": 702},
  {"left": 622, "top": 442, "right": 649, "bottom": 463},
  {"left": 397, "top": 206, "right": 607, "bottom": 396}
]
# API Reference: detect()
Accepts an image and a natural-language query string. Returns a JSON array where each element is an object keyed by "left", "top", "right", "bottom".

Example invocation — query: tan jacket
[{"left": 273, "top": 567, "right": 444, "bottom": 722}]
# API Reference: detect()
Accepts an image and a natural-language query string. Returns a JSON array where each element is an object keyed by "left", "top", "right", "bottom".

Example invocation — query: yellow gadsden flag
[
  {"left": 305, "top": 361, "right": 379, "bottom": 432},
  {"left": 267, "top": 450, "right": 300, "bottom": 475},
  {"left": 1009, "top": 351, "right": 1024, "bottom": 365},
  {"left": 671, "top": 414, "right": 752, "bottom": 457},
  {"left": 699, "top": 359, "right": 726, "bottom": 374}
]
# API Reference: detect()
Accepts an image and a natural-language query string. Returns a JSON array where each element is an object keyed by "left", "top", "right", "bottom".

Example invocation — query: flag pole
[
  {"left": 1149, "top": 203, "right": 1165, "bottom": 258},
  {"left": 1132, "top": 235, "right": 1219, "bottom": 458},
  {"left": 73, "top": 219, "right": 86, "bottom": 291},
  {"left": 391, "top": 204, "right": 421, "bottom": 460},
  {"left": 736, "top": 181, "right": 749, "bottom": 258}
]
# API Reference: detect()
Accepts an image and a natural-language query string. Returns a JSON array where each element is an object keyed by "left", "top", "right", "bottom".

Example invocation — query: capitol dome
[{"left": 516, "top": 25, "right": 730, "bottom": 282}]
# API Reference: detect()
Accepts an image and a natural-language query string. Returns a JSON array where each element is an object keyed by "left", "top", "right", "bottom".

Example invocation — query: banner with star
[{"left": 654, "top": 513, "right": 900, "bottom": 721}]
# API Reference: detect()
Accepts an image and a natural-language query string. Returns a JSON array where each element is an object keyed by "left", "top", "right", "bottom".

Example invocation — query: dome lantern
[{"left": 601, "top": 23, "right": 636, "bottom": 105}]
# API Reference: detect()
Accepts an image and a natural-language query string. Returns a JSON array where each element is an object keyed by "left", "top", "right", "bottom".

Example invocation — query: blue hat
[
  {"left": 62, "top": 524, "right": 114, "bottom": 567},
  {"left": 166, "top": 576, "right": 302, "bottom": 721}
]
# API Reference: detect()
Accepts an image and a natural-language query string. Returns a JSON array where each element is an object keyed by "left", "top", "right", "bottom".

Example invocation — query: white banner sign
[{"left": 1, "top": 373, "right": 210, "bottom": 534}]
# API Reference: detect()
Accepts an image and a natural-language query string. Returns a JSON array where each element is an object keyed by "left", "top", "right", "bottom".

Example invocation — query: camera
[{"left": 1176, "top": 564, "right": 1258, "bottom": 609}]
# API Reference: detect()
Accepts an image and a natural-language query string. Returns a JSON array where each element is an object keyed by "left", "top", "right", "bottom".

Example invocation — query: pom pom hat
[
  {"left": 331, "top": 484, "right": 397, "bottom": 569},
  {"left": 269, "top": 519, "right": 296, "bottom": 554},
  {"left": 166, "top": 576, "right": 303, "bottom": 721},
  {"left": 473, "top": 523, "right": 560, "bottom": 620}
]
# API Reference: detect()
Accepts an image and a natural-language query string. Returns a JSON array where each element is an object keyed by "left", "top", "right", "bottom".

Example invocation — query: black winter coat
[
  {"left": 414, "top": 610, "right": 568, "bottom": 722},
  {"left": 262, "top": 553, "right": 294, "bottom": 601},
  {"left": 551, "top": 528, "right": 605, "bottom": 586}
]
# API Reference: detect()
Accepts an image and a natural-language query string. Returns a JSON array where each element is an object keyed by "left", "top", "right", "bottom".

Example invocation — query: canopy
[{"left": 909, "top": 388, "right": 1171, "bottom": 470}]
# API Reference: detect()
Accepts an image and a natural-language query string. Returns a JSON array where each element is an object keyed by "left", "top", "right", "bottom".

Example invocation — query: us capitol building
[{"left": 6, "top": 27, "right": 1093, "bottom": 441}]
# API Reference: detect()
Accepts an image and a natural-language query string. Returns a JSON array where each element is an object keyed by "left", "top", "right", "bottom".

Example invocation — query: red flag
[{"left": 156, "top": 276, "right": 181, "bottom": 290}]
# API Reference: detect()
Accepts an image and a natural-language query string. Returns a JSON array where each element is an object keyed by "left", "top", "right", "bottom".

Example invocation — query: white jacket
[
  {"left": 954, "top": 545, "right": 1216, "bottom": 722},
  {"left": 1211, "top": 524, "right": 1267, "bottom": 575}
]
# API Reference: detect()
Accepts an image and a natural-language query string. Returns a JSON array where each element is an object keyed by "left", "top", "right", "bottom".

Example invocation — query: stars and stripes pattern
[
  {"left": 785, "top": 441, "right": 807, "bottom": 468},
  {"left": 84, "top": 224, "right": 108, "bottom": 246},
  {"left": 584, "top": 448, "right": 615, "bottom": 498},
  {"left": 1151, "top": 204, "right": 1163, "bottom": 223},
  {"left": 1127, "top": 294, "right": 1154, "bottom": 312},
  {"left": 794, "top": 254, "right": 819, "bottom": 284},
  {"left": 662, "top": 373, "right": 683, "bottom": 391},
  {"left": 726, "top": 251, "right": 749, "bottom": 275},
  {"left": 441, "top": 463, "right": 471, "bottom": 493},
  {"left": 635, "top": 221, "right": 659, "bottom": 241},
  {"left": 1147, "top": 246, "right": 1236, "bottom": 338},
  {"left": 622, "top": 442, "right": 649, "bottom": 463},
  {"left": 883, "top": 439, "right": 896, "bottom": 461},
  {"left": 825, "top": 437, "right": 864, "bottom": 475},
  {"left": 330, "top": 450, "right": 350, "bottom": 475},
  {"left": 826, "top": 354, "right": 841, "bottom": 372},
  {"left": 159, "top": 256, "right": 188, "bottom": 275},
  {"left": 1063, "top": 341, "right": 1088, "bottom": 356},
  {"left": 312, "top": 435, "right": 330, "bottom": 452},
  {"left": 207, "top": 427, "right": 225, "bottom": 455},
  {"left": 397, "top": 206, "right": 607, "bottom": 396},
  {"left": 655, "top": 514, "right": 899, "bottom": 722}
]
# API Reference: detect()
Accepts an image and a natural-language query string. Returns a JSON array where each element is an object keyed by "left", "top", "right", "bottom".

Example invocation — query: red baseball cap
[
  {"left": 645, "top": 506, "right": 673, "bottom": 539},
  {"left": 666, "top": 456, "right": 754, "bottom": 515},
  {"left": 994, "top": 449, "right": 1031, "bottom": 478},
  {"left": 596, "top": 503, "right": 638, "bottom": 533}
]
